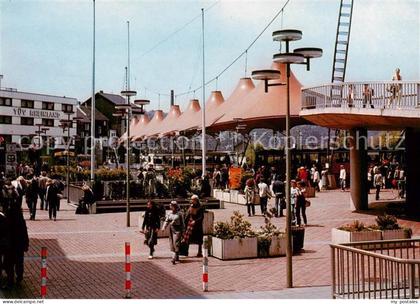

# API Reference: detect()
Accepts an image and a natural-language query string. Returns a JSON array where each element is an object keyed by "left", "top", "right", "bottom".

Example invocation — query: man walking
[
  {"left": 339, "top": 165, "right": 347, "bottom": 191},
  {"left": 258, "top": 178, "right": 272, "bottom": 215}
]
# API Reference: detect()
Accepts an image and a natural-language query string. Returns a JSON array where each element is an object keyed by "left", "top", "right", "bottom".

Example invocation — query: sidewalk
[{"left": 1, "top": 188, "right": 418, "bottom": 299}]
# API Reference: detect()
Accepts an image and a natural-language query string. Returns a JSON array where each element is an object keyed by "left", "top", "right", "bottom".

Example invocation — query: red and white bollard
[
  {"left": 124, "top": 242, "right": 132, "bottom": 298},
  {"left": 202, "top": 236, "right": 209, "bottom": 292},
  {"left": 41, "top": 247, "right": 47, "bottom": 299}
]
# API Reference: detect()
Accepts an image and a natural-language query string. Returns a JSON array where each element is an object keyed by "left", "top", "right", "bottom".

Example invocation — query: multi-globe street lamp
[
  {"left": 252, "top": 29, "right": 322, "bottom": 288},
  {"left": 59, "top": 112, "right": 83, "bottom": 205},
  {"left": 114, "top": 95, "right": 149, "bottom": 227}
]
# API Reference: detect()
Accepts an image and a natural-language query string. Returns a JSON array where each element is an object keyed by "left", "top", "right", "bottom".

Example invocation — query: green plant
[
  {"left": 257, "top": 217, "right": 285, "bottom": 257},
  {"left": 213, "top": 211, "right": 256, "bottom": 240},
  {"left": 338, "top": 220, "right": 369, "bottom": 232},
  {"left": 375, "top": 214, "right": 400, "bottom": 230}
]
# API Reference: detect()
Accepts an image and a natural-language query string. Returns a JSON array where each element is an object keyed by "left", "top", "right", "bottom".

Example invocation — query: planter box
[
  {"left": 222, "top": 191, "right": 231, "bottom": 203},
  {"left": 237, "top": 194, "right": 247, "bottom": 205},
  {"left": 213, "top": 189, "right": 223, "bottom": 201},
  {"left": 230, "top": 190, "right": 239, "bottom": 204},
  {"left": 305, "top": 186, "right": 316, "bottom": 198},
  {"left": 331, "top": 228, "right": 382, "bottom": 244},
  {"left": 211, "top": 237, "right": 258, "bottom": 260},
  {"left": 269, "top": 235, "right": 287, "bottom": 256},
  {"left": 382, "top": 229, "right": 409, "bottom": 240},
  {"left": 139, "top": 211, "right": 214, "bottom": 238}
]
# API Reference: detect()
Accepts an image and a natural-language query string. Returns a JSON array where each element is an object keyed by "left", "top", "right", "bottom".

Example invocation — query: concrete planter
[
  {"left": 331, "top": 228, "right": 382, "bottom": 244},
  {"left": 305, "top": 186, "right": 316, "bottom": 198},
  {"left": 211, "top": 237, "right": 258, "bottom": 260},
  {"left": 230, "top": 190, "right": 239, "bottom": 204},
  {"left": 237, "top": 194, "right": 247, "bottom": 205},
  {"left": 213, "top": 189, "right": 223, "bottom": 201},
  {"left": 222, "top": 191, "right": 231, "bottom": 203},
  {"left": 139, "top": 211, "right": 214, "bottom": 238},
  {"left": 269, "top": 235, "right": 287, "bottom": 257},
  {"left": 382, "top": 229, "right": 409, "bottom": 240}
]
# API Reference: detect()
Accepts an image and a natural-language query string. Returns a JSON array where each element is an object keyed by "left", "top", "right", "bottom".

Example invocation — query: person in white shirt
[
  {"left": 290, "top": 180, "right": 298, "bottom": 225},
  {"left": 339, "top": 165, "right": 347, "bottom": 191},
  {"left": 312, "top": 167, "right": 320, "bottom": 192},
  {"left": 374, "top": 169, "right": 383, "bottom": 200},
  {"left": 258, "top": 179, "right": 272, "bottom": 215}
]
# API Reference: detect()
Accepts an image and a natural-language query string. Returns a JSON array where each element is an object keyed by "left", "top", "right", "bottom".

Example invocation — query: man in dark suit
[{"left": 45, "top": 179, "right": 59, "bottom": 221}]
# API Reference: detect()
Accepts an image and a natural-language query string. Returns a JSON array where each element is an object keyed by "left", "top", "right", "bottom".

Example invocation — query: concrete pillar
[
  {"left": 405, "top": 128, "right": 420, "bottom": 216},
  {"left": 349, "top": 128, "right": 369, "bottom": 210}
]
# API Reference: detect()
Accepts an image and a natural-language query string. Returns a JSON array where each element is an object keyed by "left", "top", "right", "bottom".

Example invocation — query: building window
[
  {"left": 21, "top": 117, "right": 34, "bottom": 126},
  {"left": 42, "top": 119, "right": 54, "bottom": 127},
  {"left": 84, "top": 123, "right": 90, "bottom": 131},
  {"left": 42, "top": 102, "right": 54, "bottom": 110},
  {"left": 21, "top": 99, "right": 34, "bottom": 108},
  {"left": 62, "top": 104, "right": 73, "bottom": 113},
  {"left": 0, "top": 97, "right": 12, "bottom": 106},
  {"left": 0, "top": 115, "right": 12, "bottom": 124}
]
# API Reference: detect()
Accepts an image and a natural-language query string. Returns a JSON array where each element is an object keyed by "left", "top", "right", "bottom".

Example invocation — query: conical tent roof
[
  {"left": 149, "top": 105, "right": 182, "bottom": 137},
  {"left": 207, "top": 78, "right": 255, "bottom": 129},
  {"left": 166, "top": 99, "right": 201, "bottom": 135},
  {"left": 210, "top": 62, "right": 305, "bottom": 132},
  {"left": 120, "top": 116, "right": 139, "bottom": 142},
  {"left": 133, "top": 110, "right": 164, "bottom": 141},
  {"left": 130, "top": 113, "right": 151, "bottom": 140},
  {"left": 204, "top": 90, "right": 226, "bottom": 128}
]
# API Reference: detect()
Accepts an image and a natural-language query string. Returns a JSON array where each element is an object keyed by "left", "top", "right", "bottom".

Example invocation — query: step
[
  {"left": 334, "top": 67, "right": 345, "bottom": 73},
  {"left": 339, "top": 22, "right": 350, "bottom": 27},
  {"left": 340, "top": 13, "right": 351, "bottom": 17},
  {"left": 337, "top": 40, "right": 348, "bottom": 45},
  {"left": 336, "top": 50, "right": 347, "bottom": 54},
  {"left": 335, "top": 59, "right": 346, "bottom": 63},
  {"left": 338, "top": 31, "right": 349, "bottom": 36},
  {"left": 333, "top": 76, "right": 344, "bottom": 81}
]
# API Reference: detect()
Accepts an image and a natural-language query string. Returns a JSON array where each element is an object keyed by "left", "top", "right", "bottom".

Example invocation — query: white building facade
[{"left": 0, "top": 88, "right": 78, "bottom": 150}]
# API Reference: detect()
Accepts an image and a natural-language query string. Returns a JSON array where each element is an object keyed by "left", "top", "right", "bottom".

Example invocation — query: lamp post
[
  {"left": 60, "top": 112, "right": 82, "bottom": 205},
  {"left": 114, "top": 97, "right": 149, "bottom": 227},
  {"left": 252, "top": 29, "right": 322, "bottom": 288},
  {"left": 34, "top": 124, "right": 49, "bottom": 168}
]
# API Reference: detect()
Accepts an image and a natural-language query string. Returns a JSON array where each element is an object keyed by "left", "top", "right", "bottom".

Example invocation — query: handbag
[
  {"left": 305, "top": 200, "right": 311, "bottom": 207},
  {"left": 179, "top": 241, "right": 189, "bottom": 256}
]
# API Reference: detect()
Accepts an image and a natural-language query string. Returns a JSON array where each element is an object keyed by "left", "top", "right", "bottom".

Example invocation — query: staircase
[{"left": 330, "top": 0, "right": 354, "bottom": 107}]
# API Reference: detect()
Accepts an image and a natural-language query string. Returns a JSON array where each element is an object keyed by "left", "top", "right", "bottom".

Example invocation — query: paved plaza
[{"left": 1, "top": 189, "right": 419, "bottom": 299}]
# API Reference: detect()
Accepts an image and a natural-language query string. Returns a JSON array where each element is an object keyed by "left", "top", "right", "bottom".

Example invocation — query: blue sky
[{"left": 1, "top": 0, "right": 418, "bottom": 111}]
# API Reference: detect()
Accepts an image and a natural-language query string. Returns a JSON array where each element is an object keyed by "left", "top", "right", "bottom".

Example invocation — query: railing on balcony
[
  {"left": 302, "top": 81, "right": 420, "bottom": 110},
  {"left": 331, "top": 238, "right": 420, "bottom": 299}
]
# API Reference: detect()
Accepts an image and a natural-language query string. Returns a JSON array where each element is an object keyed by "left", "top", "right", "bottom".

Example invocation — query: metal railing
[
  {"left": 302, "top": 81, "right": 420, "bottom": 110},
  {"left": 331, "top": 238, "right": 420, "bottom": 299}
]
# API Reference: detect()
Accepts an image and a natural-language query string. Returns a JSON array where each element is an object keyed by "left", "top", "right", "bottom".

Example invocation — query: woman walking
[
  {"left": 244, "top": 178, "right": 256, "bottom": 217},
  {"left": 295, "top": 181, "right": 308, "bottom": 227},
  {"left": 182, "top": 195, "right": 204, "bottom": 257},
  {"left": 142, "top": 201, "right": 161, "bottom": 259},
  {"left": 162, "top": 201, "right": 184, "bottom": 264}
]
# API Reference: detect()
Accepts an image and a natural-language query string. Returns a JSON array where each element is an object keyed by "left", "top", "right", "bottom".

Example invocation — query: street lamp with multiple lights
[
  {"left": 59, "top": 112, "right": 83, "bottom": 205},
  {"left": 252, "top": 29, "right": 322, "bottom": 288},
  {"left": 114, "top": 95, "right": 149, "bottom": 227}
]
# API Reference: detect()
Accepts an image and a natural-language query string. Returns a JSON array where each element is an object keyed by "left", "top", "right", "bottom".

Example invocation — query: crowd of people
[
  {"left": 141, "top": 195, "right": 204, "bottom": 264},
  {"left": 0, "top": 165, "right": 68, "bottom": 289}
]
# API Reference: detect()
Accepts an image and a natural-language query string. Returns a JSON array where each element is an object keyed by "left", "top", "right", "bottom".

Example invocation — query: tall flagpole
[
  {"left": 201, "top": 8, "right": 206, "bottom": 178},
  {"left": 90, "top": 0, "right": 96, "bottom": 184}
]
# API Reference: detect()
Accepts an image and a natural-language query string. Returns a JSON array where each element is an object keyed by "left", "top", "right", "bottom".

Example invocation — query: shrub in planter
[
  {"left": 332, "top": 220, "right": 382, "bottom": 244},
  {"left": 371, "top": 214, "right": 412, "bottom": 241},
  {"left": 257, "top": 218, "right": 286, "bottom": 257},
  {"left": 212, "top": 211, "right": 257, "bottom": 260}
]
